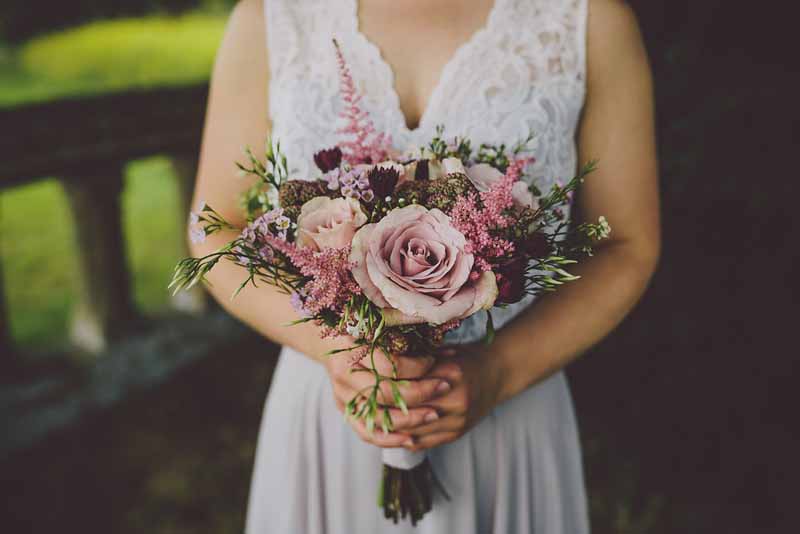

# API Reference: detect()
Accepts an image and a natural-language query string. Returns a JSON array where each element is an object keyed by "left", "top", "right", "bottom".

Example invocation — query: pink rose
[
  {"left": 296, "top": 196, "right": 367, "bottom": 251},
  {"left": 350, "top": 204, "right": 498, "bottom": 325},
  {"left": 466, "top": 163, "right": 538, "bottom": 210}
]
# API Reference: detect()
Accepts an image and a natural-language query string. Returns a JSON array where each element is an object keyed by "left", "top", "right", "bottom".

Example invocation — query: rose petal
[
  {"left": 465, "top": 163, "right": 504, "bottom": 192},
  {"left": 442, "top": 157, "right": 466, "bottom": 175},
  {"left": 349, "top": 224, "right": 389, "bottom": 307}
]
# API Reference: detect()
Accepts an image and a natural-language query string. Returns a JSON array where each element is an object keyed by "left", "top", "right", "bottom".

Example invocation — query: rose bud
[
  {"left": 521, "top": 231, "right": 551, "bottom": 259},
  {"left": 415, "top": 159, "right": 430, "bottom": 180},
  {"left": 495, "top": 256, "right": 527, "bottom": 304},
  {"left": 367, "top": 166, "right": 400, "bottom": 198},
  {"left": 313, "top": 147, "right": 343, "bottom": 173}
]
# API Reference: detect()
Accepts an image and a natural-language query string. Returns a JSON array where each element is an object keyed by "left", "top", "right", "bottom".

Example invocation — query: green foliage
[{"left": 0, "top": 12, "right": 226, "bottom": 107}]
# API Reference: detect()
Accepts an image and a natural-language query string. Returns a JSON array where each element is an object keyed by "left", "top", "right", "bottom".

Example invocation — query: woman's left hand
[{"left": 401, "top": 343, "right": 504, "bottom": 452}]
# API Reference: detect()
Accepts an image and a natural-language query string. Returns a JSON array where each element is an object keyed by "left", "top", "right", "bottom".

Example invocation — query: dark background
[{"left": 2, "top": 1, "right": 798, "bottom": 533}]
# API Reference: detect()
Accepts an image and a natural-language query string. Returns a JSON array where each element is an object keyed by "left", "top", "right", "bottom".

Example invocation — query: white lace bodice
[{"left": 264, "top": 0, "right": 588, "bottom": 343}]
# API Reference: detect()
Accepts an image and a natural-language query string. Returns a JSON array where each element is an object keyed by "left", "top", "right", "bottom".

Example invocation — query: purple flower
[
  {"left": 290, "top": 290, "right": 312, "bottom": 317},
  {"left": 367, "top": 166, "right": 399, "bottom": 199},
  {"left": 189, "top": 227, "right": 206, "bottom": 245},
  {"left": 314, "top": 147, "right": 343, "bottom": 173},
  {"left": 414, "top": 159, "right": 430, "bottom": 181},
  {"left": 323, "top": 169, "right": 341, "bottom": 190},
  {"left": 495, "top": 257, "right": 527, "bottom": 304}
]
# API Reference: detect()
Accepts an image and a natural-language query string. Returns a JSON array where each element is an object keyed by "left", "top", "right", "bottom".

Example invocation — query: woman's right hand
[{"left": 324, "top": 345, "right": 451, "bottom": 448}]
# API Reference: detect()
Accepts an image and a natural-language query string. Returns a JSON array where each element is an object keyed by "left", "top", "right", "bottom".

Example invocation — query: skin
[{"left": 190, "top": 0, "right": 660, "bottom": 452}]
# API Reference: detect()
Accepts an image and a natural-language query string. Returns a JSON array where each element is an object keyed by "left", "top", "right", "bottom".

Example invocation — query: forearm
[
  {"left": 492, "top": 239, "right": 659, "bottom": 403},
  {"left": 190, "top": 230, "right": 351, "bottom": 363}
]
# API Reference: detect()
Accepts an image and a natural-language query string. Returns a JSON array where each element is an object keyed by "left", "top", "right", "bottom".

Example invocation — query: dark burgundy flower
[
  {"left": 414, "top": 159, "right": 430, "bottom": 181},
  {"left": 313, "top": 147, "right": 342, "bottom": 173},
  {"left": 521, "top": 232, "right": 551, "bottom": 259},
  {"left": 367, "top": 166, "right": 400, "bottom": 198},
  {"left": 495, "top": 256, "right": 527, "bottom": 304}
]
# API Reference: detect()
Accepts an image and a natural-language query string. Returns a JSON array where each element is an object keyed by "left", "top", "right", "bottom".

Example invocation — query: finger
[
  {"left": 364, "top": 351, "right": 435, "bottom": 379},
  {"left": 404, "top": 431, "right": 460, "bottom": 452},
  {"left": 407, "top": 413, "right": 465, "bottom": 437},
  {"left": 349, "top": 417, "right": 412, "bottom": 448},
  {"left": 387, "top": 377, "right": 451, "bottom": 409},
  {"left": 339, "top": 366, "right": 450, "bottom": 408},
  {"left": 422, "top": 358, "right": 464, "bottom": 383},
  {"left": 436, "top": 346, "right": 458, "bottom": 358},
  {"left": 384, "top": 407, "right": 439, "bottom": 432}
]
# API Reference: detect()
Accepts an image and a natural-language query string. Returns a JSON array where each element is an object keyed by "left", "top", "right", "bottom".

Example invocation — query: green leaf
[
  {"left": 372, "top": 316, "right": 385, "bottom": 342},
  {"left": 484, "top": 310, "right": 496, "bottom": 345},
  {"left": 391, "top": 381, "right": 409, "bottom": 415},
  {"left": 381, "top": 407, "right": 393, "bottom": 434}
]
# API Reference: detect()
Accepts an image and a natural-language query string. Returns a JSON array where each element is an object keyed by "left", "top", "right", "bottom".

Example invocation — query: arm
[
  {"left": 405, "top": 0, "right": 661, "bottom": 450},
  {"left": 189, "top": 0, "right": 443, "bottom": 445}
]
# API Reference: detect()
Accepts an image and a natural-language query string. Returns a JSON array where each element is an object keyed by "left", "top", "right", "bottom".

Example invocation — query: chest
[{"left": 356, "top": 0, "right": 497, "bottom": 130}]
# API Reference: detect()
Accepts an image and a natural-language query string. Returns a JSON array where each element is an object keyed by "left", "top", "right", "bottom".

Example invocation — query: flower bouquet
[{"left": 171, "top": 42, "right": 609, "bottom": 525}]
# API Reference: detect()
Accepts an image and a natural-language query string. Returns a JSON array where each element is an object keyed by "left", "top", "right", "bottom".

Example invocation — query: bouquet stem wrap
[
  {"left": 380, "top": 449, "right": 445, "bottom": 525},
  {"left": 382, "top": 448, "right": 426, "bottom": 470}
]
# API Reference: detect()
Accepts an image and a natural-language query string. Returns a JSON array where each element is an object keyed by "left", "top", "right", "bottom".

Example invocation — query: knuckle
[{"left": 444, "top": 362, "right": 463, "bottom": 381}]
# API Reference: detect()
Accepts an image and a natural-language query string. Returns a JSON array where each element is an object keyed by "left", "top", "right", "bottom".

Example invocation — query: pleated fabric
[{"left": 245, "top": 348, "right": 589, "bottom": 533}]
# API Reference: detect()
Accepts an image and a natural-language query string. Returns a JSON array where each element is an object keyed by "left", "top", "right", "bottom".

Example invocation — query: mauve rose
[
  {"left": 350, "top": 204, "right": 498, "bottom": 325},
  {"left": 465, "top": 163, "right": 538, "bottom": 210},
  {"left": 296, "top": 196, "right": 367, "bottom": 251}
]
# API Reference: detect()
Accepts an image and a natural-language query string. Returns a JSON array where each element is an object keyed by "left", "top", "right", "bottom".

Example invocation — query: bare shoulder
[
  {"left": 587, "top": 0, "right": 641, "bottom": 41},
  {"left": 586, "top": 0, "right": 650, "bottom": 87},
  {"left": 208, "top": 0, "right": 268, "bottom": 100},
  {"left": 223, "top": 0, "right": 267, "bottom": 56}
]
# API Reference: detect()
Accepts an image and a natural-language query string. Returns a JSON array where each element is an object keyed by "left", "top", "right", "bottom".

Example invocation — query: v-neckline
[{"left": 348, "top": 0, "right": 501, "bottom": 137}]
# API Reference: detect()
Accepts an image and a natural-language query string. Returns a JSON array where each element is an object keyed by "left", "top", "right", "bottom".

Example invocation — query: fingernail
[
  {"left": 424, "top": 411, "right": 439, "bottom": 423},
  {"left": 436, "top": 381, "right": 451, "bottom": 394},
  {"left": 403, "top": 437, "right": 414, "bottom": 447}
]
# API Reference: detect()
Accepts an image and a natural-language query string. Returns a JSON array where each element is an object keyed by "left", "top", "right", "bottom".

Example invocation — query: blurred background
[{"left": 1, "top": 1, "right": 797, "bottom": 533}]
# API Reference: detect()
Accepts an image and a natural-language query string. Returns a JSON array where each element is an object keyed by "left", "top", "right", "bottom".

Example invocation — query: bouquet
[{"left": 171, "top": 41, "right": 609, "bottom": 525}]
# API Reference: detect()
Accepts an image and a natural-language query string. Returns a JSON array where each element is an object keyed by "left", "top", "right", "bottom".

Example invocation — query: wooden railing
[{"left": 0, "top": 84, "right": 210, "bottom": 361}]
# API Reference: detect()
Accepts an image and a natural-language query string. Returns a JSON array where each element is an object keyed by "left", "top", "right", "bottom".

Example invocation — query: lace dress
[{"left": 246, "top": 0, "right": 590, "bottom": 532}]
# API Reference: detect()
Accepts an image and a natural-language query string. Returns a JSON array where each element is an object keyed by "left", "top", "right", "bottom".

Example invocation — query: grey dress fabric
[
  {"left": 246, "top": 349, "right": 589, "bottom": 533},
  {"left": 245, "top": 0, "right": 591, "bottom": 531}
]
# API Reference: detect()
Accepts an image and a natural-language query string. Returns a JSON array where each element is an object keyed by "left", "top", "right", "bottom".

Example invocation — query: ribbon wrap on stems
[
  {"left": 382, "top": 448, "right": 426, "bottom": 470},
  {"left": 379, "top": 448, "right": 448, "bottom": 525}
]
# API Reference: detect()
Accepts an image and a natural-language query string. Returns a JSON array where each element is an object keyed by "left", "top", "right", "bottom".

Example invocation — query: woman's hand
[
  {"left": 325, "top": 345, "right": 450, "bottom": 449},
  {"left": 402, "top": 343, "right": 503, "bottom": 452}
]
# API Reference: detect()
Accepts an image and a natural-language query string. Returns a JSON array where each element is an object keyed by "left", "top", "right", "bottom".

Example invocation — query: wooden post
[
  {"left": 62, "top": 166, "right": 137, "bottom": 355},
  {"left": 0, "top": 259, "right": 17, "bottom": 373},
  {"left": 169, "top": 152, "right": 207, "bottom": 314}
]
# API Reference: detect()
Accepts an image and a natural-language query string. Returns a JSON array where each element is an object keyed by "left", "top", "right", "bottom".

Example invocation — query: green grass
[
  {"left": 1, "top": 157, "right": 184, "bottom": 349},
  {"left": 0, "top": 12, "right": 226, "bottom": 107}
]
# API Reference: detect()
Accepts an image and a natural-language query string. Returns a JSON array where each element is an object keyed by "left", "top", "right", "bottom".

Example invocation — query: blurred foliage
[
  {"left": 0, "top": 0, "right": 235, "bottom": 43},
  {"left": 0, "top": 181, "right": 78, "bottom": 348},
  {"left": 0, "top": 12, "right": 226, "bottom": 107},
  {"left": 1, "top": 157, "right": 183, "bottom": 349}
]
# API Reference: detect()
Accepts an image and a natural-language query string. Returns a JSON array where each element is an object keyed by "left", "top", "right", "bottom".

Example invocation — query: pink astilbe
[
  {"left": 266, "top": 235, "right": 362, "bottom": 314},
  {"left": 450, "top": 158, "right": 532, "bottom": 271},
  {"left": 333, "top": 40, "right": 392, "bottom": 165}
]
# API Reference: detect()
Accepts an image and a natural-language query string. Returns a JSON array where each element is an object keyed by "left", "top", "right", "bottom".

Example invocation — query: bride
[{"left": 190, "top": 0, "right": 659, "bottom": 532}]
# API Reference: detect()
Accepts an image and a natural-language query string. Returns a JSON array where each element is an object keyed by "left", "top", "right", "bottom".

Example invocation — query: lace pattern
[{"left": 265, "top": 0, "right": 588, "bottom": 343}]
